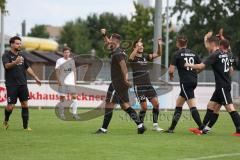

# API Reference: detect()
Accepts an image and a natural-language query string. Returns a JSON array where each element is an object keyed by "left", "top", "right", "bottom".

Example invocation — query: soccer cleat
[
  {"left": 95, "top": 128, "right": 107, "bottom": 134},
  {"left": 3, "top": 121, "right": 9, "bottom": 130},
  {"left": 152, "top": 124, "right": 164, "bottom": 132},
  {"left": 138, "top": 125, "right": 147, "bottom": 134},
  {"left": 202, "top": 126, "right": 211, "bottom": 134},
  {"left": 189, "top": 128, "right": 202, "bottom": 135},
  {"left": 232, "top": 132, "right": 240, "bottom": 137},
  {"left": 164, "top": 129, "right": 174, "bottom": 134},
  {"left": 24, "top": 127, "right": 32, "bottom": 131}
]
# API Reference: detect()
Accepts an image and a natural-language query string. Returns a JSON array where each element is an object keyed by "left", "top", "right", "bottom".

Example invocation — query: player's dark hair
[
  {"left": 207, "top": 36, "right": 219, "bottom": 46},
  {"left": 177, "top": 35, "right": 188, "bottom": 47},
  {"left": 220, "top": 39, "right": 230, "bottom": 49},
  {"left": 9, "top": 36, "right": 21, "bottom": 45},
  {"left": 111, "top": 33, "right": 121, "bottom": 41},
  {"left": 63, "top": 46, "right": 71, "bottom": 52}
]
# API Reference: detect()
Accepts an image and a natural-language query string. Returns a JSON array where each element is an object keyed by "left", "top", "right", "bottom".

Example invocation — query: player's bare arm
[
  {"left": 229, "top": 66, "right": 234, "bottom": 75},
  {"left": 168, "top": 64, "right": 175, "bottom": 81},
  {"left": 119, "top": 59, "right": 131, "bottom": 87},
  {"left": 150, "top": 38, "right": 163, "bottom": 60},
  {"left": 55, "top": 68, "right": 61, "bottom": 86},
  {"left": 129, "top": 41, "right": 141, "bottom": 60},
  {"left": 184, "top": 62, "right": 206, "bottom": 70},
  {"left": 26, "top": 67, "right": 41, "bottom": 86},
  {"left": 204, "top": 31, "right": 213, "bottom": 52},
  {"left": 101, "top": 28, "right": 110, "bottom": 45},
  {"left": 4, "top": 56, "right": 23, "bottom": 69}
]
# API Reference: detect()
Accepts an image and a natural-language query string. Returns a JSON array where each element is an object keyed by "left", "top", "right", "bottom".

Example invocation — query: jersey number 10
[{"left": 184, "top": 57, "right": 194, "bottom": 71}]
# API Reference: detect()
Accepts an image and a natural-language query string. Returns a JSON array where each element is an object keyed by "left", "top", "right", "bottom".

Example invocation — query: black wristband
[{"left": 102, "top": 33, "right": 107, "bottom": 37}]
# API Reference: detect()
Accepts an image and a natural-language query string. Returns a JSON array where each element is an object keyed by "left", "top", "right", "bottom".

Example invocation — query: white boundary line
[{"left": 179, "top": 153, "right": 240, "bottom": 160}]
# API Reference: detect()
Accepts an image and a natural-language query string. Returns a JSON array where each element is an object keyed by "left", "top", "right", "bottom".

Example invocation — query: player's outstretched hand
[
  {"left": 169, "top": 73, "right": 174, "bottom": 81},
  {"left": 184, "top": 62, "right": 191, "bottom": 68},
  {"left": 100, "top": 28, "right": 106, "bottom": 36},
  {"left": 35, "top": 76, "right": 41, "bottom": 86},
  {"left": 124, "top": 80, "right": 132, "bottom": 88},
  {"left": 158, "top": 38, "right": 163, "bottom": 45},
  {"left": 14, "top": 56, "right": 23, "bottom": 65},
  {"left": 205, "top": 31, "right": 213, "bottom": 39}
]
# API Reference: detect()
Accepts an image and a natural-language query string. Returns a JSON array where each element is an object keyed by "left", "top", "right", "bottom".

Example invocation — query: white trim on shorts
[
  {"left": 109, "top": 90, "right": 115, "bottom": 103},
  {"left": 181, "top": 83, "right": 189, "bottom": 100},
  {"left": 221, "top": 88, "right": 228, "bottom": 104}
]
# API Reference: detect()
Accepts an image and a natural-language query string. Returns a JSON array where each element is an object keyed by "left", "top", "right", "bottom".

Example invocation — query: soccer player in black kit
[
  {"left": 166, "top": 36, "right": 205, "bottom": 134},
  {"left": 198, "top": 31, "right": 234, "bottom": 134},
  {"left": 185, "top": 36, "right": 240, "bottom": 136},
  {"left": 128, "top": 38, "right": 164, "bottom": 132},
  {"left": 2, "top": 36, "right": 41, "bottom": 130},
  {"left": 96, "top": 29, "right": 145, "bottom": 134}
]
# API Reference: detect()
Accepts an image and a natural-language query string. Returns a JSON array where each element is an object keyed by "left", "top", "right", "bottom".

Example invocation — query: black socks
[
  {"left": 169, "top": 107, "right": 182, "bottom": 130},
  {"left": 152, "top": 108, "right": 159, "bottom": 124},
  {"left": 190, "top": 107, "right": 204, "bottom": 130},
  {"left": 22, "top": 108, "right": 29, "bottom": 129},
  {"left": 102, "top": 108, "right": 114, "bottom": 129},
  {"left": 229, "top": 111, "right": 240, "bottom": 133},
  {"left": 4, "top": 108, "right": 13, "bottom": 122},
  {"left": 124, "top": 107, "right": 141, "bottom": 125}
]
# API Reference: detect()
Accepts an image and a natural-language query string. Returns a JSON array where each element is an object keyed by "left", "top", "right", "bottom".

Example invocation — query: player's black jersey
[
  {"left": 203, "top": 49, "right": 232, "bottom": 88},
  {"left": 171, "top": 48, "right": 201, "bottom": 83},
  {"left": 2, "top": 51, "right": 30, "bottom": 86},
  {"left": 110, "top": 47, "right": 127, "bottom": 82},
  {"left": 129, "top": 53, "right": 152, "bottom": 85}
]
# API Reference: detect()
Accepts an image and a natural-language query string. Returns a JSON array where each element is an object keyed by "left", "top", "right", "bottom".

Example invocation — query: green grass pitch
[{"left": 0, "top": 108, "right": 240, "bottom": 160}]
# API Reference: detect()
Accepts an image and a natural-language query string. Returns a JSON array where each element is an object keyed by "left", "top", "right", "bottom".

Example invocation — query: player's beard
[{"left": 15, "top": 47, "right": 21, "bottom": 52}]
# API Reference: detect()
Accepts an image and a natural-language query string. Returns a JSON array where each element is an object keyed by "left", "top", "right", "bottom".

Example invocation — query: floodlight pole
[
  {"left": 0, "top": 8, "right": 5, "bottom": 81},
  {"left": 153, "top": 0, "right": 162, "bottom": 80}
]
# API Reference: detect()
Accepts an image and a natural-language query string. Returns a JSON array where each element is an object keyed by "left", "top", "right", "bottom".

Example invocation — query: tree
[
  {"left": 172, "top": 0, "right": 240, "bottom": 65},
  {"left": 59, "top": 19, "right": 91, "bottom": 54},
  {"left": 0, "top": 0, "right": 6, "bottom": 9},
  {"left": 28, "top": 25, "right": 49, "bottom": 38},
  {"left": 122, "top": 1, "right": 155, "bottom": 54},
  {"left": 59, "top": 12, "right": 128, "bottom": 57}
]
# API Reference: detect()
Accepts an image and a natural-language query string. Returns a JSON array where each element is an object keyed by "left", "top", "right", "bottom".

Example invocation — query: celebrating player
[
  {"left": 55, "top": 47, "right": 79, "bottom": 120},
  {"left": 128, "top": 38, "right": 164, "bottom": 132},
  {"left": 201, "top": 31, "right": 234, "bottom": 133},
  {"left": 2, "top": 36, "right": 41, "bottom": 130},
  {"left": 166, "top": 35, "right": 205, "bottom": 133},
  {"left": 96, "top": 29, "right": 146, "bottom": 134},
  {"left": 185, "top": 36, "right": 240, "bottom": 136}
]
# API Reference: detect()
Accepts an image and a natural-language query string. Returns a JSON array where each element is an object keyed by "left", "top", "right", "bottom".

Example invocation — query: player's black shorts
[
  {"left": 210, "top": 87, "right": 232, "bottom": 105},
  {"left": 133, "top": 84, "right": 157, "bottom": 103},
  {"left": 179, "top": 82, "right": 197, "bottom": 100},
  {"left": 6, "top": 85, "right": 29, "bottom": 104},
  {"left": 105, "top": 82, "right": 129, "bottom": 104}
]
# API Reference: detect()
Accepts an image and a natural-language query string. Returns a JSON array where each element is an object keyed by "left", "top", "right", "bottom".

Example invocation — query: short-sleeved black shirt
[
  {"left": 171, "top": 48, "right": 201, "bottom": 83},
  {"left": 203, "top": 49, "right": 232, "bottom": 88},
  {"left": 129, "top": 53, "right": 152, "bottom": 85},
  {"left": 110, "top": 47, "right": 127, "bottom": 82},
  {"left": 2, "top": 51, "right": 30, "bottom": 86}
]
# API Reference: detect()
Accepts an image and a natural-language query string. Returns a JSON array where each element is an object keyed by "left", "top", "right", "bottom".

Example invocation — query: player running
[
  {"left": 96, "top": 29, "right": 146, "bottom": 134},
  {"left": 185, "top": 36, "right": 240, "bottom": 136},
  {"left": 55, "top": 47, "right": 79, "bottom": 120},
  {"left": 2, "top": 36, "right": 41, "bottom": 130},
  {"left": 166, "top": 35, "right": 205, "bottom": 133},
  {"left": 128, "top": 38, "right": 164, "bottom": 132}
]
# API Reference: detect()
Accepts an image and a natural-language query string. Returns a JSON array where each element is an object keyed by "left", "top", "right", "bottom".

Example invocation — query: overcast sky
[{"left": 5, "top": 0, "right": 177, "bottom": 36}]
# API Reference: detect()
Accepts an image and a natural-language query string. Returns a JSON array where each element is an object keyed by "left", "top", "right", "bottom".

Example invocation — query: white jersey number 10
[{"left": 184, "top": 57, "right": 194, "bottom": 71}]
